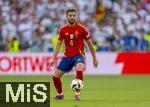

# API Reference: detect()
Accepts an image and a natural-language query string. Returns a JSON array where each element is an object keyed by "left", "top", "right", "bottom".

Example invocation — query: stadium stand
[{"left": 0, "top": 0, "right": 150, "bottom": 52}]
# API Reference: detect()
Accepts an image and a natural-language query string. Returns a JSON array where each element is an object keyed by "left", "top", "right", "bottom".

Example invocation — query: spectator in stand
[
  {"left": 8, "top": 37, "right": 20, "bottom": 52},
  {"left": 122, "top": 30, "right": 139, "bottom": 51}
]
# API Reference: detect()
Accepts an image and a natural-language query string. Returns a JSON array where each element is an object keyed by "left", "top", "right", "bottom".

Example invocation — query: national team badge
[
  {"left": 70, "top": 34, "right": 74, "bottom": 39},
  {"left": 75, "top": 31, "right": 79, "bottom": 37}
]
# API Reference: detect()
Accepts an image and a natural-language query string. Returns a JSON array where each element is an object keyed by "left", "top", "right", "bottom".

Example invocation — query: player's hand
[
  {"left": 93, "top": 58, "right": 98, "bottom": 68},
  {"left": 48, "top": 58, "right": 55, "bottom": 66}
]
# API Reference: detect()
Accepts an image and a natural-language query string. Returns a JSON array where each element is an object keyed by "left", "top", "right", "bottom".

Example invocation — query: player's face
[{"left": 67, "top": 12, "right": 77, "bottom": 25}]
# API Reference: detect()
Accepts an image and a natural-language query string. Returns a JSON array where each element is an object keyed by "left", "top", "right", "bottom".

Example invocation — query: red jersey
[{"left": 58, "top": 22, "right": 90, "bottom": 58}]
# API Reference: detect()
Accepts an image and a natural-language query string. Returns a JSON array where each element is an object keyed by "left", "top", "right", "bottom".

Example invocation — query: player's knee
[
  {"left": 53, "top": 69, "right": 64, "bottom": 78},
  {"left": 76, "top": 63, "right": 84, "bottom": 71},
  {"left": 76, "top": 67, "right": 84, "bottom": 71}
]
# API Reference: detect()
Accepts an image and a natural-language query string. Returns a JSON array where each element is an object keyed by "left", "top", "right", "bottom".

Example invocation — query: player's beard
[{"left": 68, "top": 19, "right": 76, "bottom": 25}]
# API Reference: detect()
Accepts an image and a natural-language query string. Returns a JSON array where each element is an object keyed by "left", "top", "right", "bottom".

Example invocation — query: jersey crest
[{"left": 75, "top": 31, "right": 79, "bottom": 37}]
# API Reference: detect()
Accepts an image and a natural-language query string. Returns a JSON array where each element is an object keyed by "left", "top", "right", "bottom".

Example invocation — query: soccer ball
[{"left": 70, "top": 79, "right": 84, "bottom": 92}]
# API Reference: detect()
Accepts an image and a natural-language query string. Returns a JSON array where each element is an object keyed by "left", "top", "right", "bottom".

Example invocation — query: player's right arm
[
  {"left": 49, "top": 40, "right": 62, "bottom": 66},
  {"left": 49, "top": 28, "right": 64, "bottom": 66}
]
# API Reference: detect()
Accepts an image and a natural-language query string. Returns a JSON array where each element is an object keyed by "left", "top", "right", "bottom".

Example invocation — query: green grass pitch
[{"left": 0, "top": 75, "right": 150, "bottom": 107}]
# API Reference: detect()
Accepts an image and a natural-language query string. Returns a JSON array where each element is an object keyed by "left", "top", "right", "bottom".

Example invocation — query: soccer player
[{"left": 49, "top": 9, "right": 98, "bottom": 100}]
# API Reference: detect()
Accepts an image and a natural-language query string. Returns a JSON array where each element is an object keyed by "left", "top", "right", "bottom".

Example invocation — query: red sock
[
  {"left": 76, "top": 71, "right": 83, "bottom": 81},
  {"left": 53, "top": 76, "right": 62, "bottom": 94}
]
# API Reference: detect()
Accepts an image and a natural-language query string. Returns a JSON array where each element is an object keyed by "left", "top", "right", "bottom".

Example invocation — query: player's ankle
[
  {"left": 57, "top": 92, "right": 63, "bottom": 95},
  {"left": 75, "top": 92, "right": 80, "bottom": 95}
]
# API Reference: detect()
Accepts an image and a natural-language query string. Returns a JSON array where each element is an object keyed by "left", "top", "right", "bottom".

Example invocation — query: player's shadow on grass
[{"left": 54, "top": 98, "right": 150, "bottom": 102}]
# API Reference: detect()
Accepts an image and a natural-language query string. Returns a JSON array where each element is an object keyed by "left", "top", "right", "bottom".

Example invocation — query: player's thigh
[
  {"left": 57, "top": 57, "right": 74, "bottom": 72},
  {"left": 53, "top": 69, "right": 64, "bottom": 78},
  {"left": 75, "top": 62, "right": 85, "bottom": 71},
  {"left": 74, "top": 55, "right": 85, "bottom": 71}
]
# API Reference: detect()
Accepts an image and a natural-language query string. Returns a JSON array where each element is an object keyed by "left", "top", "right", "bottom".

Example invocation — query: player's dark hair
[{"left": 66, "top": 9, "right": 76, "bottom": 15}]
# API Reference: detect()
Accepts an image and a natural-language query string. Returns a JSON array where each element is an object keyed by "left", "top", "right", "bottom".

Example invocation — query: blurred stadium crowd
[{"left": 0, "top": 0, "right": 150, "bottom": 52}]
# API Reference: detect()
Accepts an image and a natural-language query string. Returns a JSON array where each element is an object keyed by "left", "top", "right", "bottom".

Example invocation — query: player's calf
[{"left": 76, "top": 62, "right": 84, "bottom": 81}]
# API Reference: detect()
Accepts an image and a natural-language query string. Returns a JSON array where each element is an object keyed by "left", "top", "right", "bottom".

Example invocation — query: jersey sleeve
[
  {"left": 82, "top": 27, "right": 90, "bottom": 41},
  {"left": 58, "top": 28, "right": 64, "bottom": 41}
]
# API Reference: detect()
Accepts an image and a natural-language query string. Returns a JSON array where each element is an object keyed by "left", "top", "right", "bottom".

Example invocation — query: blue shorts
[{"left": 57, "top": 54, "right": 85, "bottom": 72}]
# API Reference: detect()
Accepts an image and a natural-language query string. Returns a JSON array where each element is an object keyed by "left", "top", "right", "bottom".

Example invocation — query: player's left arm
[
  {"left": 82, "top": 25, "right": 99, "bottom": 68},
  {"left": 86, "top": 38, "right": 99, "bottom": 68}
]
